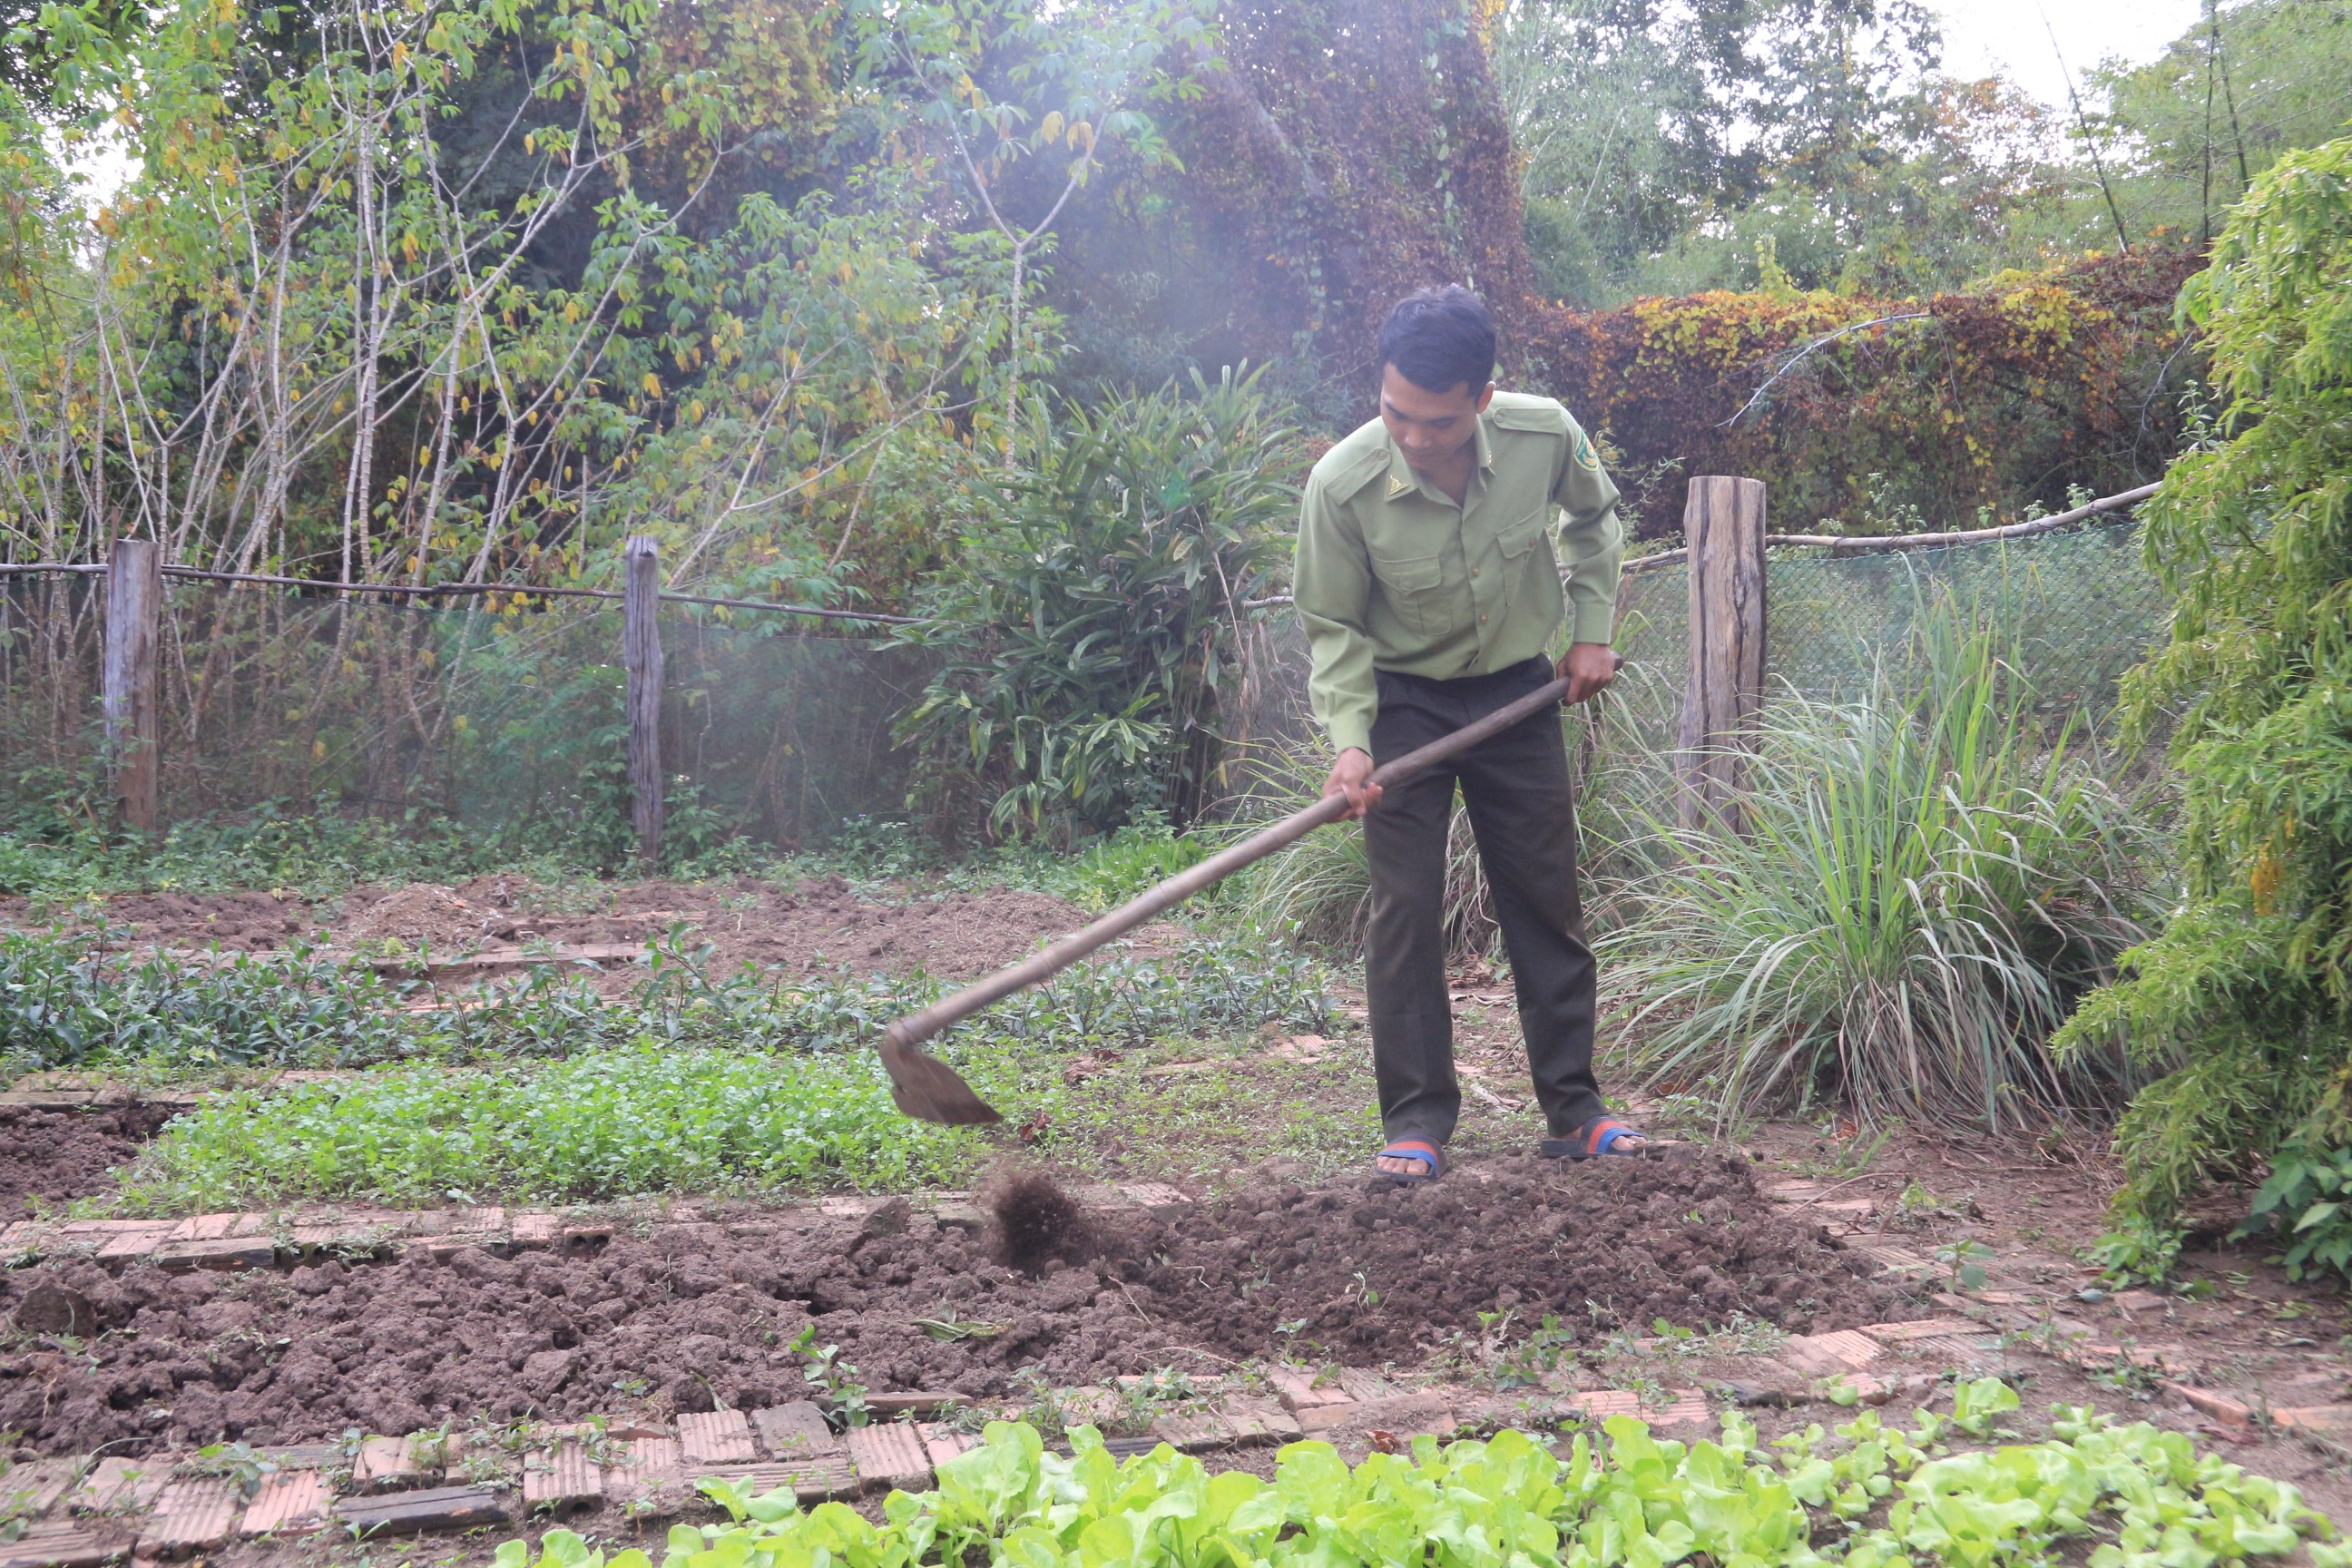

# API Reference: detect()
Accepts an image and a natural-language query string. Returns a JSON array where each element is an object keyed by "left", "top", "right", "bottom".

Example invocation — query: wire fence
[
  {"left": 0, "top": 516, "right": 2173, "bottom": 849},
  {"left": 0, "top": 579, "right": 937, "bottom": 850},
  {"left": 1612, "top": 518, "right": 2171, "bottom": 730}
]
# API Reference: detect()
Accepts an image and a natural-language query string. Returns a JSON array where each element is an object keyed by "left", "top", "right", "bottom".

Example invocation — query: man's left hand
[{"left": 1558, "top": 642, "right": 1620, "bottom": 705}]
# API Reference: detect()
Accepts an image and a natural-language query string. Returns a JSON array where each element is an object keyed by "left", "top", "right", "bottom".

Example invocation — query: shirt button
[
  {"left": 1480, "top": 613, "right": 1489, "bottom": 624},
  {"left": 1471, "top": 567, "right": 1480, "bottom": 577}
]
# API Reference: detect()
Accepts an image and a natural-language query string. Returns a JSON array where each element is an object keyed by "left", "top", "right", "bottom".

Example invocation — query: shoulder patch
[{"left": 1571, "top": 426, "right": 1602, "bottom": 473}]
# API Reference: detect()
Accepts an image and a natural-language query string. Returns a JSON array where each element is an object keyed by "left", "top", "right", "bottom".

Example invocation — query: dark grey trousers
[{"left": 1366, "top": 655, "right": 1602, "bottom": 1148}]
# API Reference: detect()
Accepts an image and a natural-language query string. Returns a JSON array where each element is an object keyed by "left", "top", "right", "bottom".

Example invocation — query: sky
[{"left": 1931, "top": 0, "right": 2208, "bottom": 110}]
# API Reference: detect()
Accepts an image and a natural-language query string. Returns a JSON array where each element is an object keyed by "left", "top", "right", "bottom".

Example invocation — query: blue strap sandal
[
  {"left": 1540, "top": 1117, "right": 1646, "bottom": 1160},
  {"left": 1374, "top": 1139, "right": 1445, "bottom": 1184}
]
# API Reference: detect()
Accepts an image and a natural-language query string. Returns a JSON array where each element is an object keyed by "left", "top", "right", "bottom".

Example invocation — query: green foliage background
[{"left": 2051, "top": 132, "right": 2352, "bottom": 1263}]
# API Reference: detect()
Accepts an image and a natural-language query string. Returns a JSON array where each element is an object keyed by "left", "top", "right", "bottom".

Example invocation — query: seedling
[
  {"left": 1936, "top": 1239, "right": 1996, "bottom": 1292},
  {"left": 789, "top": 1326, "right": 869, "bottom": 1428}
]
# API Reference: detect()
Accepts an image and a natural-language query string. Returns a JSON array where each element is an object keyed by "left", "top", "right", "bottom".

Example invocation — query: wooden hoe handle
[{"left": 881, "top": 671, "right": 1583, "bottom": 1054}]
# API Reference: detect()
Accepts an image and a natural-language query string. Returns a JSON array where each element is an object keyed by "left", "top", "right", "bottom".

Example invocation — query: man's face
[{"left": 1378, "top": 364, "right": 1495, "bottom": 472}]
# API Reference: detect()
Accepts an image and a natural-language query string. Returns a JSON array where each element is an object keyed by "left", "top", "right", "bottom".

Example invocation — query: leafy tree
[
  {"left": 895, "top": 369, "right": 1303, "bottom": 844},
  {"left": 2091, "top": 0, "right": 2352, "bottom": 248},
  {"left": 1497, "top": 0, "right": 1996, "bottom": 301},
  {"left": 847, "top": 0, "right": 1212, "bottom": 457},
  {"left": 2052, "top": 133, "right": 2352, "bottom": 1267}
]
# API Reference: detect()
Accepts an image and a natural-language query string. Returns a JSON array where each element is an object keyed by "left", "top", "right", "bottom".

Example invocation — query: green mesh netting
[
  {"left": 0, "top": 581, "right": 935, "bottom": 848},
  {"left": 0, "top": 522, "right": 2171, "bottom": 845},
  {"left": 1612, "top": 521, "right": 2169, "bottom": 735}
]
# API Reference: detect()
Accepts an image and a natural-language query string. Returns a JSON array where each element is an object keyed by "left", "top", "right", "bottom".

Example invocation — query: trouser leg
[
  {"left": 1364, "top": 675, "right": 1460, "bottom": 1147},
  {"left": 1455, "top": 673, "right": 1604, "bottom": 1134}
]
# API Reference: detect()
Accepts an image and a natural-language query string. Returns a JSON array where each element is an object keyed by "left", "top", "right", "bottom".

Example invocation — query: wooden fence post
[
  {"left": 103, "top": 537, "right": 162, "bottom": 836},
  {"left": 622, "top": 535, "right": 664, "bottom": 872},
  {"left": 1674, "top": 476, "right": 1768, "bottom": 832}
]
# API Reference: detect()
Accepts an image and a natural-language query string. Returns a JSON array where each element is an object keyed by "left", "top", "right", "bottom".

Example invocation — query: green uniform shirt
[{"left": 1293, "top": 390, "right": 1624, "bottom": 757}]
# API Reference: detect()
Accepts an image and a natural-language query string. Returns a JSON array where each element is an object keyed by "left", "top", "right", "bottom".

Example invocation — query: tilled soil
[
  {"left": 0, "top": 876, "right": 1142, "bottom": 985},
  {"left": 0, "top": 1152, "right": 1916, "bottom": 1453},
  {"left": 1145, "top": 1152, "right": 1918, "bottom": 1362},
  {"left": 0, "top": 1102, "right": 173, "bottom": 1221}
]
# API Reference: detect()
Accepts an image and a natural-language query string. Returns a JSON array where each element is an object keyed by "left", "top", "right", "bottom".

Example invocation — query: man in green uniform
[{"left": 1294, "top": 285, "right": 1643, "bottom": 1181}]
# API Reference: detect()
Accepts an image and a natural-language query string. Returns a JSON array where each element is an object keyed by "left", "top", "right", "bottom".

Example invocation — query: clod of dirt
[
  {"left": 14, "top": 1283, "right": 96, "bottom": 1337},
  {"left": 860, "top": 1197, "right": 914, "bottom": 1240},
  {"left": 988, "top": 1174, "right": 1095, "bottom": 1275},
  {"left": 0, "top": 1102, "right": 174, "bottom": 1221}
]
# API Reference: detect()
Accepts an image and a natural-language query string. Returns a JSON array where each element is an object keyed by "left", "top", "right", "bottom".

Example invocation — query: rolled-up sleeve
[
  {"left": 1553, "top": 420, "right": 1623, "bottom": 645},
  {"left": 1294, "top": 475, "right": 1379, "bottom": 757}
]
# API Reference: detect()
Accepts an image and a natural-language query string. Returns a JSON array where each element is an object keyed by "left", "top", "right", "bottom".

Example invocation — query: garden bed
[
  {"left": 0, "top": 1152, "right": 1916, "bottom": 1454},
  {"left": 0, "top": 875, "right": 1163, "bottom": 985},
  {"left": 0, "top": 1102, "right": 172, "bottom": 1221}
]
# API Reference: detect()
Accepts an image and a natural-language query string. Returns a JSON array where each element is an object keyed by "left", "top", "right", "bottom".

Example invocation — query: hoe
[{"left": 878, "top": 663, "right": 1612, "bottom": 1124}]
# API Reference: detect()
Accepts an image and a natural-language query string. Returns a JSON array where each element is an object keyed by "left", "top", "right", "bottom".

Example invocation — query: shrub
[
  {"left": 2051, "top": 134, "right": 2352, "bottom": 1268},
  {"left": 895, "top": 369, "right": 1305, "bottom": 845},
  {"left": 1600, "top": 598, "right": 2161, "bottom": 1128}
]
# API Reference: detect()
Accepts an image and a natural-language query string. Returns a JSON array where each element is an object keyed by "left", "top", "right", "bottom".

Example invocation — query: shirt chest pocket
[
  {"left": 1370, "top": 548, "right": 1454, "bottom": 638},
  {"left": 1496, "top": 514, "right": 1548, "bottom": 569}
]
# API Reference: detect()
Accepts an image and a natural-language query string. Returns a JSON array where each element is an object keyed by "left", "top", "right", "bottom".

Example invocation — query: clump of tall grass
[
  {"left": 1216, "top": 736, "right": 1498, "bottom": 958},
  {"left": 1599, "top": 603, "right": 2165, "bottom": 1130},
  {"left": 1210, "top": 644, "right": 1685, "bottom": 959}
]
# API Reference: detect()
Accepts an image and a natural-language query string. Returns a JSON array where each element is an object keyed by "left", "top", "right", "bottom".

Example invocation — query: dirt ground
[
  {"left": 0, "top": 1152, "right": 1908, "bottom": 1454},
  {"left": 0, "top": 1102, "right": 175, "bottom": 1222},
  {"left": 14, "top": 892, "right": 2352, "bottom": 1533},
  {"left": 0, "top": 876, "right": 1174, "bottom": 992}
]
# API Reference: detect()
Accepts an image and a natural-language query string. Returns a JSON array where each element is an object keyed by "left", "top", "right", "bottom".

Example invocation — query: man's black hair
[{"left": 1377, "top": 286, "right": 1496, "bottom": 395}]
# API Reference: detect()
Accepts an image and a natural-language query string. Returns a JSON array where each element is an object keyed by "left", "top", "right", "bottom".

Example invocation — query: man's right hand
[{"left": 1322, "top": 748, "right": 1382, "bottom": 819}]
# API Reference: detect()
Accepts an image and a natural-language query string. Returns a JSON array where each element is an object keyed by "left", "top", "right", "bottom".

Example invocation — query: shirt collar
[{"left": 1379, "top": 409, "right": 1495, "bottom": 501}]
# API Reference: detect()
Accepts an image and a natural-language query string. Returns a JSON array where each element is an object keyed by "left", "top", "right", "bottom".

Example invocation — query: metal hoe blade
[{"left": 878, "top": 1034, "right": 1003, "bottom": 1126}]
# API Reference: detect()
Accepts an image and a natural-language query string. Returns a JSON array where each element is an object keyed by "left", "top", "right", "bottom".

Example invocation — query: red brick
[
  {"left": 1780, "top": 1330, "right": 1884, "bottom": 1377},
  {"left": 1298, "top": 1392, "right": 1454, "bottom": 1441},
  {"left": 161, "top": 1214, "right": 239, "bottom": 1244},
  {"left": 1118, "top": 1182, "right": 1191, "bottom": 1218},
  {"left": 139, "top": 1479, "right": 238, "bottom": 1558},
  {"left": 603, "top": 1435, "right": 681, "bottom": 1496},
  {"left": 68, "top": 1459, "right": 168, "bottom": 1517},
  {"left": 2, "top": 1461, "right": 76, "bottom": 1519},
  {"left": 520, "top": 1442, "right": 601, "bottom": 1513},
  {"left": 333, "top": 1485, "right": 507, "bottom": 1538},
  {"left": 692, "top": 1461, "right": 858, "bottom": 1505},
  {"left": 351, "top": 1436, "right": 437, "bottom": 1492},
  {"left": 238, "top": 1472, "right": 328, "bottom": 1537},
  {"left": 679, "top": 1410, "right": 756, "bottom": 1468},
  {"left": 1858, "top": 1318, "right": 1982, "bottom": 1345},
  {"left": 844, "top": 1425, "right": 930, "bottom": 1494},
  {"left": 1267, "top": 1367, "right": 1353, "bottom": 1411},
  {"left": 2270, "top": 1406, "right": 2352, "bottom": 1436},
  {"left": 916, "top": 1426, "right": 971, "bottom": 1467},
  {"left": 152, "top": 1237, "right": 272, "bottom": 1272},
  {"left": 91, "top": 1224, "right": 175, "bottom": 1262},
  {"left": 750, "top": 1403, "right": 841, "bottom": 1460},
  {"left": 510, "top": 1214, "right": 561, "bottom": 1247},
  {"left": 1152, "top": 1398, "right": 1302, "bottom": 1452},
  {"left": 0, "top": 1518, "right": 119, "bottom": 1568}
]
